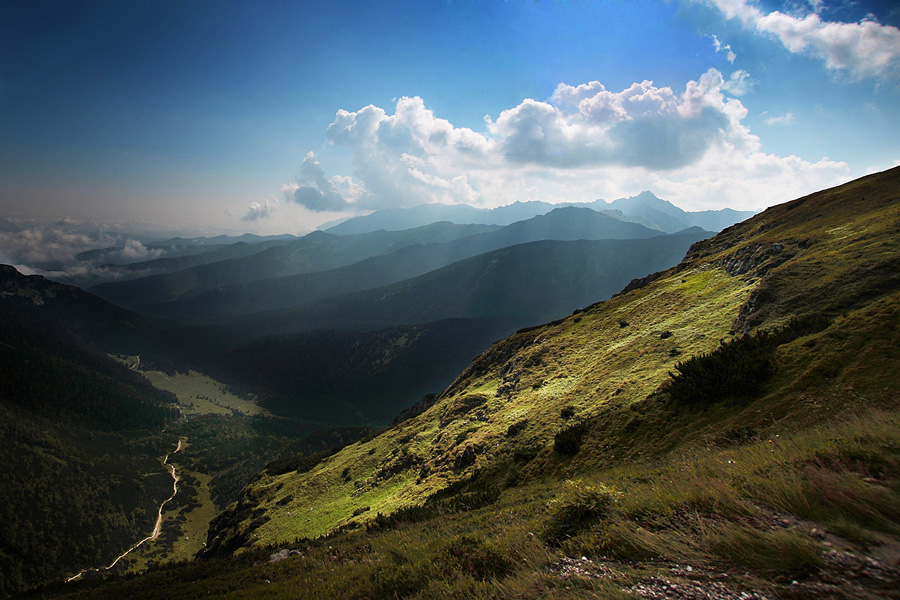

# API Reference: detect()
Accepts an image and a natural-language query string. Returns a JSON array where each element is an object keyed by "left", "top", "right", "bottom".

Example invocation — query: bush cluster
[
  {"left": 553, "top": 420, "right": 590, "bottom": 455},
  {"left": 542, "top": 481, "right": 620, "bottom": 546},
  {"left": 664, "top": 314, "right": 830, "bottom": 406}
]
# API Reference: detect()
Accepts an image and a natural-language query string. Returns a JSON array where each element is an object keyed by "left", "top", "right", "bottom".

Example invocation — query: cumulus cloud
[
  {"left": 242, "top": 197, "right": 279, "bottom": 222},
  {"left": 703, "top": 0, "right": 900, "bottom": 81},
  {"left": 321, "top": 97, "right": 488, "bottom": 210},
  {"left": 283, "top": 152, "right": 351, "bottom": 212},
  {"left": 289, "top": 68, "right": 849, "bottom": 215},
  {"left": 494, "top": 69, "right": 755, "bottom": 171}
]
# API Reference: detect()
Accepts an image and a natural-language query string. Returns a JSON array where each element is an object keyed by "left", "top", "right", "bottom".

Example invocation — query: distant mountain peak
[{"left": 610, "top": 191, "right": 684, "bottom": 217}]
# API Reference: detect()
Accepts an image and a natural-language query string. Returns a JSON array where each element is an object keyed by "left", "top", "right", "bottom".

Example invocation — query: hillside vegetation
[{"left": 34, "top": 167, "right": 900, "bottom": 599}]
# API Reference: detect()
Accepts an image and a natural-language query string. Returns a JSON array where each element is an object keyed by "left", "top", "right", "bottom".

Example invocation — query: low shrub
[
  {"left": 440, "top": 535, "right": 514, "bottom": 581},
  {"left": 664, "top": 314, "right": 830, "bottom": 406},
  {"left": 543, "top": 481, "right": 620, "bottom": 547},
  {"left": 554, "top": 421, "right": 589, "bottom": 455}
]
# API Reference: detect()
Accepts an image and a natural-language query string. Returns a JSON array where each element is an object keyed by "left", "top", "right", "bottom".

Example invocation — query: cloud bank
[
  {"left": 287, "top": 68, "right": 847, "bottom": 214},
  {"left": 703, "top": 0, "right": 900, "bottom": 82},
  {"left": 0, "top": 221, "right": 141, "bottom": 285}
]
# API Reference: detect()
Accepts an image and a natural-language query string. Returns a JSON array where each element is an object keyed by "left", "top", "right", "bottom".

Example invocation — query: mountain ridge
[
  {"left": 88, "top": 222, "right": 500, "bottom": 310},
  {"left": 325, "top": 192, "right": 756, "bottom": 235},
  {"left": 236, "top": 231, "right": 710, "bottom": 336},
  {"left": 129, "top": 208, "right": 681, "bottom": 325}
]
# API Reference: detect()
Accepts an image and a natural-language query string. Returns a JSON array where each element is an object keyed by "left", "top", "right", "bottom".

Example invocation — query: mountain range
[
  {"left": 88, "top": 192, "right": 752, "bottom": 317},
  {"left": 324, "top": 191, "right": 755, "bottom": 235},
  {"left": 124, "top": 208, "right": 697, "bottom": 327},
  {"left": 89, "top": 222, "right": 501, "bottom": 309}
]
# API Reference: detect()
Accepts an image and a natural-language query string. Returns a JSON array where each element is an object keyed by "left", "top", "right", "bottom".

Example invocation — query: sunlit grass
[{"left": 141, "top": 368, "right": 269, "bottom": 416}]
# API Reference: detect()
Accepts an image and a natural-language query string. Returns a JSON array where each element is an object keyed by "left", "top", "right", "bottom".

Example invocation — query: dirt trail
[{"left": 66, "top": 439, "right": 182, "bottom": 583}]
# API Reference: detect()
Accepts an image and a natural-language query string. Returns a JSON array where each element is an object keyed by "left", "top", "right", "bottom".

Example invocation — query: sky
[{"left": 2, "top": 0, "right": 900, "bottom": 244}]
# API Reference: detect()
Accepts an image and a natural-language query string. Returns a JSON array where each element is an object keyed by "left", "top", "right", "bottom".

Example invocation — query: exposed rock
[
  {"left": 719, "top": 242, "right": 793, "bottom": 278},
  {"left": 629, "top": 575, "right": 771, "bottom": 600},
  {"left": 268, "top": 548, "right": 303, "bottom": 564},
  {"left": 615, "top": 268, "right": 668, "bottom": 297},
  {"left": 820, "top": 550, "right": 900, "bottom": 587},
  {"left": 453, "top": 444, "right": 479, "bottom": 471},
  {"left": 546, "top": 556, "right": 625, "bottom": 580},
  {"left": 730, "top": 289, "right": 763, "bottom": 334},
  {"left": 440, "top": 394, "right": 488, "bottom": 426}
]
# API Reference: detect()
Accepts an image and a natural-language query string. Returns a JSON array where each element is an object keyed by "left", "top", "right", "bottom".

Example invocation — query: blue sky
[{"left": 1, "top": 0, "right": 899, "bottom": 239}]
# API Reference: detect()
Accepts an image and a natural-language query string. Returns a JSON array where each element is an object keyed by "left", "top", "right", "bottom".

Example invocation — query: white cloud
[
  {"left": 288, "top": 69, "right": 848, "bottom": 216},
  {"left": 763, "top": 111, "right": 796, "bottom": 125},
  {"left": 712, "top": 34, "right": 738, "bottom": 63},
  {"left": 0, "top": 221, "right": 139, "bottom": 285},
  {"left": 0, "top": 223, "right": 115, "bottom": 268},
  {"left": 721, "top": 69, "right": 757, "bottom": 95},
  {"left": 703, "top": 0, "right": 900, "bottom": 81},
  {"left": 115, "top": 239, "right": 163, "bottom": 261},
  {"left": 242, "top": 196, "right": 279, "bottom": 222},
  {"left": 489, "top": 69, "right": 756, "bottom": 171}
]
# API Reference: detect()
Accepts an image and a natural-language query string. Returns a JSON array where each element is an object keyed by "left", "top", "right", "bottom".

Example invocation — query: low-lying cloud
[{"left": 0, "top": 221, "right": 171, "bottom": 287}]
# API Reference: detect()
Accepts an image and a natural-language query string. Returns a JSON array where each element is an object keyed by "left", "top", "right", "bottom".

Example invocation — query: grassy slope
[
  {"left": 138, "top": 367, "right": 270, "bottom": 417},
  {"left": 44, "top": 167, "right": 900, "bottom": 599}
]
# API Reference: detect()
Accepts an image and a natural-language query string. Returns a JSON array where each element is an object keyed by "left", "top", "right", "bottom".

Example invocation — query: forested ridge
[
  {"left": 0, "top": 268, "right": 182, "bottom": 596},
  {"left": 0, "top": 403, "right": 174, "bottom": 596}
]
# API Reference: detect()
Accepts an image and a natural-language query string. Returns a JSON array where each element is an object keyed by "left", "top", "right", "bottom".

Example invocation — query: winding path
[{"left": 66, "top": 439, "right": 182, "bottom": 583}]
